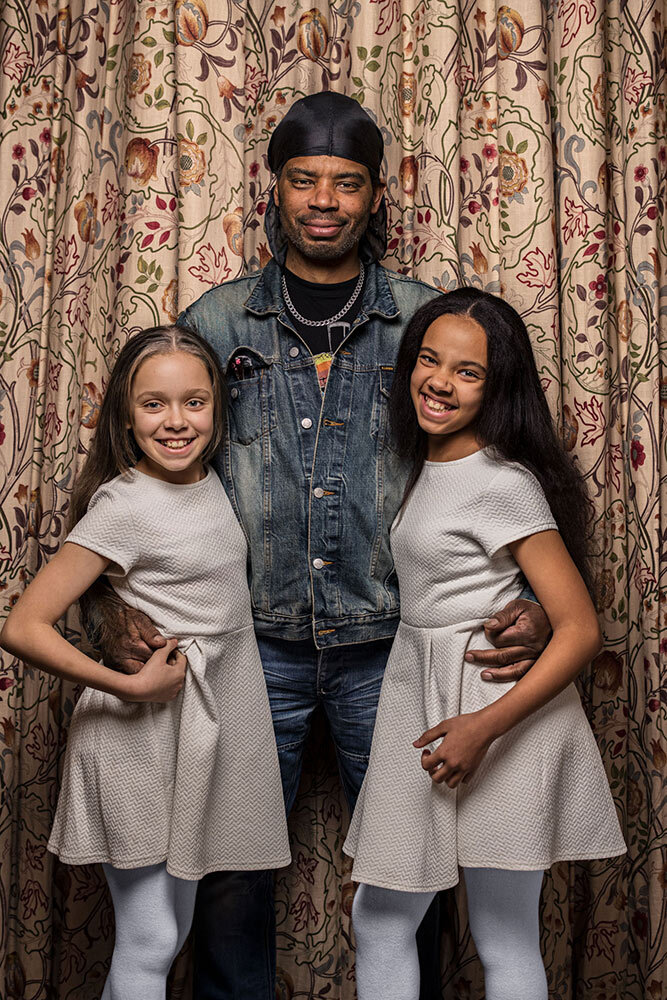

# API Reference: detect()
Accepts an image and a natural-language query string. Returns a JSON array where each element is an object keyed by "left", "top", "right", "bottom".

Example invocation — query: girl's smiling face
[
  {"left": 129, "top": 351, "right": 215, "bottom": 484},
  {"left": 409, "top": 313, "right": 488, "bottom": 462}
]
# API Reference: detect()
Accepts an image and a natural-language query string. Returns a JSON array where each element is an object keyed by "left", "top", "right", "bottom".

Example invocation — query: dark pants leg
[
  {"left": 192, "top": 636, "right": 441, "bottom": 999},
  {"left": 192, "top": 868, "right": 276, "bottom": 1000},
  {"left": 417, "top": 896, "right": 443, "bottom": 1000}
]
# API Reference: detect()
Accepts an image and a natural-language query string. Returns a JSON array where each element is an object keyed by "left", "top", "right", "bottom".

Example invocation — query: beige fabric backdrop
[{"left": 0, "top": 1, "right": 664, "bottom": 997}]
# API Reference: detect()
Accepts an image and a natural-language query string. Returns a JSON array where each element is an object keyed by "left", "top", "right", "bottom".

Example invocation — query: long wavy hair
[
  {"left": 70, "top": 325, "right": 227, "bottom": 627},
  {"left": 389, "top": 288, "right": 593, "bottom": 590}
]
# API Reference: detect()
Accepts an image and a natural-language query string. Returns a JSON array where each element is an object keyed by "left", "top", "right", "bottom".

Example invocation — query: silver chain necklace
[{"left": 282, "top": 263, "right": 365, "bottom": 328}]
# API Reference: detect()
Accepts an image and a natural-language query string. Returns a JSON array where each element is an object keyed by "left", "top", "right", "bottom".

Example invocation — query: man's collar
[
  {"left": 243, "top": 258, "right": 284, "bottom": 316},
  {"left": 243, "top": 257, "right": 400, "bottom": 320}
]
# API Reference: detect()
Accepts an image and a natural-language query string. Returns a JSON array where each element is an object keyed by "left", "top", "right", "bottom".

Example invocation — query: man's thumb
[
  {"left": 484, "top": 602, "right": 520, "bottom": 632},
  {"left": 142, "top": 625, "right": 168, "bottom": 648}
]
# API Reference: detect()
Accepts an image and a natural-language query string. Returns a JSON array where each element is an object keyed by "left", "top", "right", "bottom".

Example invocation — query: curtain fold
[{"left": 0, "top": 1, "right": 664, "bottom": 997}]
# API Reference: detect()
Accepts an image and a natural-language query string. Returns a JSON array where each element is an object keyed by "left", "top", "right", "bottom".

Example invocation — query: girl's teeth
[{"left": 423, "top": 396, "right": 451, "bottom": 412}]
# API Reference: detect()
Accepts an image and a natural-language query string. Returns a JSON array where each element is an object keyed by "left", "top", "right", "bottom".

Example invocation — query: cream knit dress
[
  {"left": 344, "top": 450, "right": 625, "bottom": 892},
  {"left": 48, "top": 468, "right": 291, "bottom": 880}
]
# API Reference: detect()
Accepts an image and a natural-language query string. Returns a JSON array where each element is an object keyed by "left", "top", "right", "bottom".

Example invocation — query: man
[{"left": 101, "top": 93, "right": 550, "bottom": 999}]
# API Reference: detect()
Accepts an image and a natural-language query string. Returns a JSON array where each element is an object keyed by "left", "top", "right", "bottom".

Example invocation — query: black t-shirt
[{"left": 283, "top": 268, "right": 366, "bottom": 392}]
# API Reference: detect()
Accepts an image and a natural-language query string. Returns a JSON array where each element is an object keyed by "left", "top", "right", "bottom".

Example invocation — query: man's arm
[
  {"left": 465, "top": 598, "right": 551, "bottom": 682},
  {"left": 81, "top": 578, "right": 166, "bottom": 673}
]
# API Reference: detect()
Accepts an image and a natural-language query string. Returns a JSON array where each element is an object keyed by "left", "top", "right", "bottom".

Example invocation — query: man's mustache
[{"left": 297, "top": 215, "right": 346, "bottom": 225}]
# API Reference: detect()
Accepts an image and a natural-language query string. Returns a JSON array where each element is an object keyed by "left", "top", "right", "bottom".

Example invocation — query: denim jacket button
[
  {"left": 312, "top": 558, "right": 324, "bottom": 570},
  {"left": 301, "top": 417, "right": 313, "bottom": 429},
  {"left": 313, "top": 487, "right": 324, "bottom": 498},
  {"left": 289, "top": 347, "right": 299, "bottom": 357},
  {"left": 230, "top": 387, "right": 239, "bottom": 399}
]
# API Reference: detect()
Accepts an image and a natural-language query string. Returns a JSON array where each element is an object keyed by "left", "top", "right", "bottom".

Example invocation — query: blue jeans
[{"left": 192, "top": 636, "right": 440, "bottom": 999}]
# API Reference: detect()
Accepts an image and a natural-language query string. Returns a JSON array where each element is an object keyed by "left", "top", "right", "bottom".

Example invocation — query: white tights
[
  {"left": 352, "top": 869, "right": 548, "bottom": 1000},
  {"left": 101, "top": 862, "right": 198, "bottom": 1000}
]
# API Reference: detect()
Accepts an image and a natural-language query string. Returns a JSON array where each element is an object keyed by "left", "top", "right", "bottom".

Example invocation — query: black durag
[{"left": 264, "top": 92, "right": 388, "bottom": 264}]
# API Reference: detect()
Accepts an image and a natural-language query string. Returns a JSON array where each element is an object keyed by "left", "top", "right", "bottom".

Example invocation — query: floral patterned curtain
[{"left": 0, "top": 1, "right": 664, "bottom": 998}]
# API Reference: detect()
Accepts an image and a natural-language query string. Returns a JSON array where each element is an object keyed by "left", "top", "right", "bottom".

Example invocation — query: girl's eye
[
  {"left": 460, "top": 369, "right": 481, "bottom": 379},
  {"left": 419, "top": 353, "right": 435, "bottom": 364},
  {"left": 144, "top": 401, "right": 162, "bottom": 409},
  {"left": 186, "top": 399, "right": 204, "bottom": 408}
]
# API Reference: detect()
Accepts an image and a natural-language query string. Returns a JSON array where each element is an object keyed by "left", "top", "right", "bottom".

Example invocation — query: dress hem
[
  {"left": 347, "top": 845, "right": 626, "bottom": 893},
  {"left": 48, "top": 847, "right": 293, "bottom": 880}
]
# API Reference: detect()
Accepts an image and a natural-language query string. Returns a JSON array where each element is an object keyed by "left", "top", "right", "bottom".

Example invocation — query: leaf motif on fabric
[
  {"left": 48, "top": 362, "right": 62, "bottom": 392},
  {"left": 296, "top": 851, "right": 319, "bottom": 884},
  {"left": 604, "top": 443, "right": 623, "bottom": 492},
  {"left": 623, "top": 66, "right": 652, "bottom": 107},
  {"left": 562, "top": 197, "right": 589, "bottom": 243},
  {"left": 25, "top": 839, "right": 46, "bottom": 872},
  {"left": 101, "top": 179, "right": 121, "bottom": 225},
  {"left": 43, "top": 402, "right": 63, "bottom": 445},
  {"left": 20, "top": 879, "right": 48, "bottom": 918},
  {"left": 584, "top": 919, "right": 618, "bottom": 964},
  {"left": 370, "top": 0, "right": 401, "bottom": 35},
  {"left": 290, "top": 890, "right": 320, "bottom": 932},
  {"left": 558, "top": 0, "right": 597, "bottom": 47},
  {"left": 2, "top": 41, "right": 33, "bottom": 82},
  {"left": 574, "top": 396, "right": 606, "bottom": 446},
  {"left": 65, "top": 282, "right": 91, "bottom": 328},
  {"left": 53, "top": 235, "right": 80, "bottom": 276},
  {"left": 24, "top": 722, "right": 57, "bottom": 763},
  {"left": 187, "top": 243, "right": 232, "bottom": 286},
  {"left": 244, "top": 63, "right": 267, "bottom": 103},
  {"left": 517, "top": 247, "right": 556, "bottom": 289}
]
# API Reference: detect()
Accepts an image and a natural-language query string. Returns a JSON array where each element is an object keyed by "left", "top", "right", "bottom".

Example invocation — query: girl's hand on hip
[
  {"left": 120, "top": 638, "right": 187, "bottom": 702},
  {"left": 413, "top": 713, "right": 493, "bottom": 788}
]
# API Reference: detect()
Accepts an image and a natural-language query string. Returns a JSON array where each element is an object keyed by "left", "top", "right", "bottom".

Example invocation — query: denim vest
[{"left": 179, "top": 259, "right": 438, "bottom": 647}]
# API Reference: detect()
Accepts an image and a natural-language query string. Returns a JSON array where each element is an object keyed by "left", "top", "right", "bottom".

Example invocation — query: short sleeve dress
[
  {"left": 344, "top": 449, "right": 625, "bottom": 893},
  {"left": 48, "top": 468, "right": 291, "bottom": 880}
]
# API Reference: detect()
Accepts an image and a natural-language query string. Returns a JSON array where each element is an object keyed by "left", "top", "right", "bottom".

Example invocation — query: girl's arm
[
  {"left": 414, "top": 529, "right": 602, "bottom": 787},
  {"left": 1, "top": 542, "right": 185, "bottom": 703}
]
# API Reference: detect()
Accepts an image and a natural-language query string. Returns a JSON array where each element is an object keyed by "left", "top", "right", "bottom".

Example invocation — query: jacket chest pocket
[{"left": 227, "top": 354, "right": 277, "bottom": 445}]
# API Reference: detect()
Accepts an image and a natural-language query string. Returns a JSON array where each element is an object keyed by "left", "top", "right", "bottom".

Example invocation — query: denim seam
[
  {"left": 277, "top": 738, "right": 307, "bottom": 751},
  {"left": 335, "top": 747, "right": 371, "bottom": 762}
]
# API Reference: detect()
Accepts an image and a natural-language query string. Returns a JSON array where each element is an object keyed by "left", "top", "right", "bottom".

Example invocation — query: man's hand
[
  {"left": 98, "top": 599, "right": 167, "bottom": 674},
  {"left": 465, "top": 598, "right": 551, "bottom": 683},
  {"left": 413, "top": 712, "right": 493, "bottom": 788},
  {"left": 121, "top": 638, "right": 187, "bottom": 702}
]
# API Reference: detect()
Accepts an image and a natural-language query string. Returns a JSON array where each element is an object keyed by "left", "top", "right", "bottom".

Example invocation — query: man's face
[{"left": 273, "top": 155, "right": 384, "bottom": 262}]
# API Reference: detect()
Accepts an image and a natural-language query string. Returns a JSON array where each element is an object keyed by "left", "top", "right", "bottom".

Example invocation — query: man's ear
[
  {"left": 371, "top": 181, "right": 386, "bottom": 214},
  {"left": 272, "top": 180, "right": 280, "bottom": 207}
]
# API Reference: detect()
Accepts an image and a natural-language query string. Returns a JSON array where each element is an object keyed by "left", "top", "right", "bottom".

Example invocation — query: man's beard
[{"left": 278, "top": 205, "right": 373, "bottom": 262}]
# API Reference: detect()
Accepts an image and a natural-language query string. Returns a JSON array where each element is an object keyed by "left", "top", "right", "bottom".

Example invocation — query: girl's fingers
[
  {"left": 432, "top": 764, "right": 454, "bottom": 785},
  {"left": 414, "top": 729, "right": 439, "bottom": 747},
  {"left": 159, "top": 637, "right": 180, "bottom": 661},
  {"left": 167, "top": 662, "right": 186, "bottom": 683},
  {"left": 431, "top": 764, "right": 461, "bottom": 787},
  {"left": 422, "top": 746, "right": 466, "bottom": 786},
  {"left": 413, "top": 720, "right": 449, "bottom": 747},
  {"left": 167, "top": 649, "right": 187, "bottom": 668},
  {"left": 421, "top": 747, "right": 448, "bottom": 773}
]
